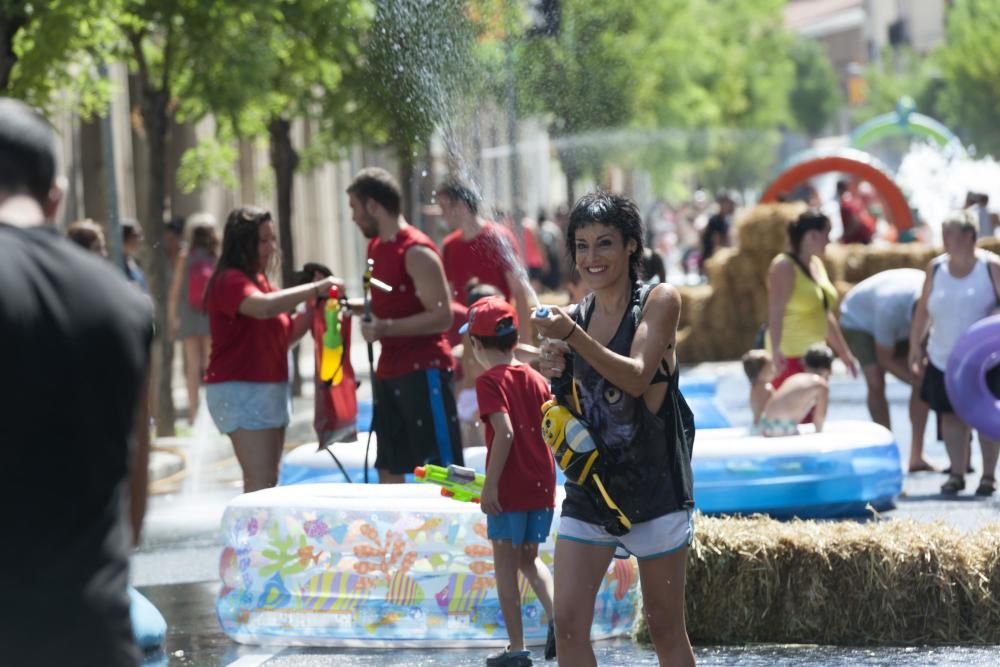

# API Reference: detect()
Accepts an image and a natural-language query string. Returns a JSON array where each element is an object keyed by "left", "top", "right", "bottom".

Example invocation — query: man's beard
[{"left": 359, "top": 215, "right": 378, "bottom": 239}]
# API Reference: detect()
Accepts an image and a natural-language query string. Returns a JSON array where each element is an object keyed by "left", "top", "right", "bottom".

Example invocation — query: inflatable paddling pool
[
  {"left": 216, "top": 484, "right": 638, "bottom": 647},
  {"left": 280, "top": 419, "right": 901, "bottom": 519},
  {"left": 694, "top": 420, "right": 902, "bottom": 518}
]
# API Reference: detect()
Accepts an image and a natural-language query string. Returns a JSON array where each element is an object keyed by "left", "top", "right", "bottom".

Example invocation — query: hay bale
[
  {"left": 633, "top": 515, "right": 1000, "bottom": 645},
  {"left": 735, "top": 203, "right": 805, "bottom": 255}
]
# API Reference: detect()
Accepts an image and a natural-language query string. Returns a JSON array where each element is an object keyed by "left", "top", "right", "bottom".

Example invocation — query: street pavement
[{"left": 133, "top": 339, "right": 1000, "bottom": 665}]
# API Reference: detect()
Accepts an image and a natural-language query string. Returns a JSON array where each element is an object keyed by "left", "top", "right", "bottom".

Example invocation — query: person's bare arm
[
  {"left": 768, "top": 259, "right": 794, "bottom": 370},
  {"left": 908, "top": 261, "right": 936, "bottom": 375},
  {"left": 167, "top": 249, "right": 187, "bottom": 338},
  {"left": 287, "top": 302, "right": 316, "bottom": 346},
  {"left": 826, "top": 311, "right": 857, "bottom": 377},
  {"left": 985, "top": 252, "right": 1000, "bottom": 313},
  {"left": 480, "top": 411, "right": 514, "bottom": 516},
  {"left": 875, "top": 343, "right": 912, "bottom": 384},
  {"left": 532, "top": 283, "right": 680, "bottom": 398},
  {"left": 363, "top": 245, "right": 452, "bottom": 340},
  {"left": 812, "top": 378, "right": 829, "bottom": 433},
  {"left": 238, "top": 276, "right": 341, "bottom": 320},
  {"left": 505, "top": 269, "right": 534, "bottom": 344},
  {"left": 129, "top": 367, "right": 151, "bottom": 546}
]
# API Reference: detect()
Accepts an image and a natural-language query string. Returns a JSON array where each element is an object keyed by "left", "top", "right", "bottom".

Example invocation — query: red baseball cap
[{"left": 459, "top": 296, "right": 518, "bottom": 337}]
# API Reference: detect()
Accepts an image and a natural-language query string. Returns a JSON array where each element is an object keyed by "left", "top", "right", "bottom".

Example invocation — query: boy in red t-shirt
[{"left": 461, "top": 296, "right": 557, "bottom": 666}]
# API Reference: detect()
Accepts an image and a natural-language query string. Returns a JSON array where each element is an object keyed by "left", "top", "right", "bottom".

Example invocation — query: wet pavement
[{"left": 133, "top": 358, "right": 1000, "bottom": 665}]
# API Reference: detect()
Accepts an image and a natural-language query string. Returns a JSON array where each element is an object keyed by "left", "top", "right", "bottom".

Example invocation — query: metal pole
[{"left": 98, "top": 62, "right": 123, "bottom": 269}]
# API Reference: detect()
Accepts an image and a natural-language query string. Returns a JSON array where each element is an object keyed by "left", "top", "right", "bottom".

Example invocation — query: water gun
[
  {"left": 414, "top": 464, "right": 485, "bottom": 503},
  {"left": 320, "top": 285, "right": 344, "bottom": 385},
  {"left": 540, "top": 398, "right": 632, "bottom": 535}
]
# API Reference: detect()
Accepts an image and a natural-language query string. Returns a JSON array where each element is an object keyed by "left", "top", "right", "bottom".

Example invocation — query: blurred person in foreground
[{"left": 0, "top": 97, "right": 152, "bottom": 666}]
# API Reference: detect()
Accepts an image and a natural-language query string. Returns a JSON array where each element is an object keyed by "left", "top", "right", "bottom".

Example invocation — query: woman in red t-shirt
[{"left": 204, "top": 206, "right": 340, "bottom": 492}]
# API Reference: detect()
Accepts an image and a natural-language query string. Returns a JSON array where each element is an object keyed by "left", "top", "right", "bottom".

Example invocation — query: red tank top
[{"left": 368, "top": 225, "right": 454, "bottom": 379}]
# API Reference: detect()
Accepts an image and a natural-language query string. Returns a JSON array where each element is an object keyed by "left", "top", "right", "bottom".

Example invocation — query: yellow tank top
[{"left": 768, "top": 253, "right": 838, "bottom": 358}]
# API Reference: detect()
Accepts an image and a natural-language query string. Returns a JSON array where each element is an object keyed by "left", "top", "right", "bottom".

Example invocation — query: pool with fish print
[{"left": 216, "top": 484, "right": 639, "bottom": 647}]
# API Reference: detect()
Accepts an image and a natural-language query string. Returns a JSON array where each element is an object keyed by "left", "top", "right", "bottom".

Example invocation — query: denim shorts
[
  {"left": 205, "top": 381, "right": 291, "bottom": 434},
  {"left": 558, "top": 508, "right": 694, "bottom": 560},
  {"left": 487, "top": 509, "right": 555, "bottom": 546}
]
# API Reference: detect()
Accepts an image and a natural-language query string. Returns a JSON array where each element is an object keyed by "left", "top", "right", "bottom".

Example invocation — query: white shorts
[{"left": 558, "top": 509, "right": 694, "bottom": 560}]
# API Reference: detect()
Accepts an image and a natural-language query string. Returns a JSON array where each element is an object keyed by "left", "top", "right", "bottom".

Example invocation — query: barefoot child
[
  {"left": 760, "top": 344, "right": 833, "bottom": 437},
  {"left": 462, "top": 296, "right": 557, "bottom": 666},
  {"left": 742, "top": 349, "right": 776, "bottom": 430}
]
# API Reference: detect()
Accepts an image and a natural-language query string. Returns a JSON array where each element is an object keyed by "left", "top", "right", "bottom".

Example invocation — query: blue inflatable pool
[
  {"left": 280, "top": 419, "right": 902, "bottom": 520},
  {"left": 693, "top": 420, "right": 902, "bottom": 518}
]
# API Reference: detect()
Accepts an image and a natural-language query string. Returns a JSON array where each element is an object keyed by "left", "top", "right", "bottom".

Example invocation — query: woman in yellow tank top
[{"left": 767, "top": 211, "right": 857, "bottom": 389}]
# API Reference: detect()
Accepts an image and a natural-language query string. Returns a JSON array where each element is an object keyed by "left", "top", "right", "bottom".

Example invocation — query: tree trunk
[
  {"left": 399, "top": 147, "right": 415, "bottom": 225},
  {"left": 0, "top": 10, "right": 25, "bottom": 91},
  {"left": 80, "top": 118, "right": 109, "bottom": 224},
  {"left": 140, "top": 83, "right": 176, "bottom": 437},
  {"left": 268, "top": 116, "right": 302, "bottom": 397}
]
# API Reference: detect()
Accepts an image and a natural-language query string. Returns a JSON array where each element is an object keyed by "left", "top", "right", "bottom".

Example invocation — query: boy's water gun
[
  {"left": 414, "top": 464, "right": 484, "bottom": 503},
  {"left": 320, "top": 286, "right": 344, "bottom": 385}
]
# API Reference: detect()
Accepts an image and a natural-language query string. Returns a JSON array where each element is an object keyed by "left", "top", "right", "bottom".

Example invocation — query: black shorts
[
  {"left": 920, "top": 362, "right": 953, "bottom": 414},
  {"left": 373, "top": 368, "right": 463, "bottom": 475}
]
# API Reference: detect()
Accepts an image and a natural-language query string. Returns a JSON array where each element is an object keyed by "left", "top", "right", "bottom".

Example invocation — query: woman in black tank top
[{"left": 533, "top": 193, "right": 695, "bottom": 667}]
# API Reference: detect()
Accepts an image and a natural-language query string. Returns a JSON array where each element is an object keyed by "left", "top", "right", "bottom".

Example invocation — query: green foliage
[
  {"left": 510, "top": 0, "right": 793, "bottom": 194},
  {"left": 787, "top": 37, "right": 841, "bottom": 136},
  {"left": 937, "top": 0, "right": 1000, "bottom": 156},
  {"left": 854, "top": 47, "right": 944, "bottom": 125},
  {"left": 2, "top": 0, "right": 121, "bottom": 116},
  {"left": 355, "top": 0, "right": 478, "bottom": 159}
]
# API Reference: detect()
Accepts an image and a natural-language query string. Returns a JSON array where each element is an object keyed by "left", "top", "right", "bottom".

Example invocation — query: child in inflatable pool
[
  {"left": 462, "top": 296, "right": 557, "bottom": 666},
  {"left": 760, "top": 344, "right": 833, "bottom": 437},
  {"left": 742, "top": 349, "right": 776, "bottom": 433}
]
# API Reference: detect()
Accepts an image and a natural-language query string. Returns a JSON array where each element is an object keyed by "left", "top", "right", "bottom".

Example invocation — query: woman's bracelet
[{"left": 561, "top": 321, "right": 578, "bottom": 341}]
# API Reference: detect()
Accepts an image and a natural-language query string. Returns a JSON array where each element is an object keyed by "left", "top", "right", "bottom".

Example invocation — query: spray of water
[{"left": 895, "top": 142, "right": 1000, "bottom": 244}]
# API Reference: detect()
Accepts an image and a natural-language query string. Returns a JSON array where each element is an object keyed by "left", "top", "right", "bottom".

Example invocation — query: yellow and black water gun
[{"left": 540, "top": 377, "right": 632, "bottom": 535}]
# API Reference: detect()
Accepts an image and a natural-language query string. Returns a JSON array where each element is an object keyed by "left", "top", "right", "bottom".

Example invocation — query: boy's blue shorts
[{"left": 487, "top": 509, "right": 554, "bottom": 546}]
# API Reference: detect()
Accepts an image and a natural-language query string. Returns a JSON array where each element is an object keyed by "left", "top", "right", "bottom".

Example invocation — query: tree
[
  {"left": 937, "top": 0, "right": 1000, "bottom": 156},
  {"left": 353, "top": 0, "right": 477, "bottom": 223},
  {"left": 854, "top": 47, "right": 943, "bottom": 125},
  {"left": 1, "top": 0, "right": 118, "bottom": 114},
  {"left": 120, "top": 0, "right": 285, "bottom": 435},
  {"left": 630, "top": 0, "right": 794, "bottom": 194},
  {"left": 787, "top": 37, "right": 841, "bottom": 137},
  {"left": 513, "top": 0, "right": 637, "bottom": 204}
]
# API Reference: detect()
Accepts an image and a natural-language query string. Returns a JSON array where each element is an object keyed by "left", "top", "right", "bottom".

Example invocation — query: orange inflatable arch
[{"left": 761, "top": 147, "right": 913, "bottom": 231}]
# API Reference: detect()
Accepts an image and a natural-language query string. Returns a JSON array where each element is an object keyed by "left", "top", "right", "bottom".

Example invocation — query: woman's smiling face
[{"left": 573, "top": 222, "right": 635, "bottom": 289}]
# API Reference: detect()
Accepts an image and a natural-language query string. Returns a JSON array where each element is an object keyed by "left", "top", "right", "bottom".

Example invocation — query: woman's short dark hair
[
  {"left": 347, "top": 167, "right": 402, "bottom": 216},
  {"left": 566, "top": 191, "right": 644, "bottom": 283},
  {"left": 787, "top": 210, "right": 830, "bottom": 255},
  {"left": 436, "top": 176, "right": 480, "bottom": 216}
]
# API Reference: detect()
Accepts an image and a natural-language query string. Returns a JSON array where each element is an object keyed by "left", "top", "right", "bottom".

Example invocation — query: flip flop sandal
[
  {"left": 975, "top": 476, "right": 996, "bottom": 497},
  {"left": 940, "top": 476, "right": 966, "bottom": 495}
]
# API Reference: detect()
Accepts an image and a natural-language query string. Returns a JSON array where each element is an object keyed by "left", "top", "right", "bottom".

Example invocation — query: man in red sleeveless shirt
[
  {"left": 347, "top": 168, "right": 463, "bottom": 483},
  {"left": 436, "top": 176, "right": 531, "bottom": 339}
]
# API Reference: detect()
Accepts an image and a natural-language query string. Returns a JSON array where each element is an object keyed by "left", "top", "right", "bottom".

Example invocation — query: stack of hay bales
[
  {"left": 675, "top": 206, "right": 1000, "bottom": 363},
  {"left": 677, "top": 203, "right": 804, "bottom": 362},
  {"left": 634, "top": 515, "right": 1000, "bottom": 645}
]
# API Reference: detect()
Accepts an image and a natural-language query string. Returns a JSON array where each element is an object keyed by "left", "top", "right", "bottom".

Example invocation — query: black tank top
[{"left": 561, "top": 284, "right": 695, "bottom": 526}]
